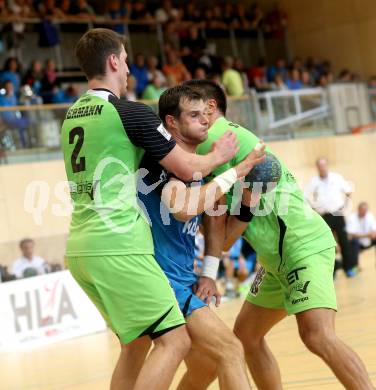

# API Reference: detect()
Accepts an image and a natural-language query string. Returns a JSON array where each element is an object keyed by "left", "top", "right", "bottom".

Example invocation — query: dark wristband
[{"left": 235, "top": 202, "right": 254, "bottom": 223}]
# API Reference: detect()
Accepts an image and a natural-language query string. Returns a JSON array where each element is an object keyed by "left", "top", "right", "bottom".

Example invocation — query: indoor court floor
[{"left": 1, "top": 251, "right": 376, "bottom": 390}]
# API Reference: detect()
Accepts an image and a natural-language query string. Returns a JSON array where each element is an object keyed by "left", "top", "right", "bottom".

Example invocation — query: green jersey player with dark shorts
[
  {"left": 185, "top": 79, "right": 373, "bottom": 390},
  {"left": 61, "top": 30, "right": 239, "bottom": 390}
]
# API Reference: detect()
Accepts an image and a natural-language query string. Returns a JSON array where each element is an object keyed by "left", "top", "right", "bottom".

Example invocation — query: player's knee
[
  {"left": 217, "top": 333, "right": 245, "bottom": 365},
  {"left": 299, "top": 326, "right": 337, "bottom": 357},
  {"left": 156, "top": 325, "right": 191, "bottom": 357}
]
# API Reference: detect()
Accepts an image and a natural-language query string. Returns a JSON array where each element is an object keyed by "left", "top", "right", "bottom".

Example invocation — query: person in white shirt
[
  {"left": 347, "top": 202, "right": 376, "bottom": 267},
  {"left": 11, "top": 238, "right": 48, "bottom": 279},
  {"left": 305, "top": 157, "right": 356, "bottom": 276}
]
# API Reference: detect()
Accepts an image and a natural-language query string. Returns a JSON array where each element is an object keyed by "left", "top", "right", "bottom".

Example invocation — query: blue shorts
[{"left": 169, "top": 277, "right": 207, "bottom": 317}]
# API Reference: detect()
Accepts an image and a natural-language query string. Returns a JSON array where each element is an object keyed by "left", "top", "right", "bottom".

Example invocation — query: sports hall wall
[
  {"left": 281, "top": 0, "right": 376, "bottom": 79},
  {"left": 1, "top": 132, "right": 376, "bottom": 267}
]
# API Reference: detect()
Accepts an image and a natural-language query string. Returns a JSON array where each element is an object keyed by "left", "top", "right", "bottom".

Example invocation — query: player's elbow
[{"left": 171, "top": 166, "right": 194, "bottom": 182}]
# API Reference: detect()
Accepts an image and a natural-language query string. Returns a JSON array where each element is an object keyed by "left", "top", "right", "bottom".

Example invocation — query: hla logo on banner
[{"left": 9, "top": 278, "right": 77, "bottom": 333}]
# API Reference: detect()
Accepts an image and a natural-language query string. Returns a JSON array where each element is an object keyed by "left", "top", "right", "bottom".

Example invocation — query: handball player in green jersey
[
  {"left": 60, "top": 29, "right": 239, "bottom": 390},
  {"left": 185, "top": 79, "right": 373, "bottom": 389}
]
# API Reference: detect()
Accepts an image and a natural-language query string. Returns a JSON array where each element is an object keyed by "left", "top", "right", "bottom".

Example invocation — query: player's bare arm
[
  {"left": 161, "top": 145, "right": 265, "bottom": 222},
  {"left": 159, "top": 131, "right": 239, "bottom": 182}
]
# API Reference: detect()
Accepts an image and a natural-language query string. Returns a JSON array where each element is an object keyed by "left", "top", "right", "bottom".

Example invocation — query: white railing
[{"left": 256, "top": 87, "right": 329, "bottom": 131}]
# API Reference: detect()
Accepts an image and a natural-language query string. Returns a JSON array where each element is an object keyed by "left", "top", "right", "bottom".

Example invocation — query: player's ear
[
  {"left": 108, "top": 54, "right": 119, "bottom": 71},
  {"left": 206, "top": 99, "right": 216, "bottom": 114},
  {"left": 165, "top": 114, "right": 176, "bottom": 130}
]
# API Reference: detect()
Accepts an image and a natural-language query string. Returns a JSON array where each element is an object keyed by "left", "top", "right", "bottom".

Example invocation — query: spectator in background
[
  {"left": 7, "top": 0, "right": 33, "bottom": 58},
  {"left": 23, "top": 60, "right": 43, "bottom": 95},
  {"left": 264, "top": 2, "right": 287, "bottom": 39},
  {"left": 107, "top": 0, "right": 130, "bottom": 34},
  {"left": 221, "top": 56, "right": 244, "bottom": 96},
  {"left": 162, "top": 50, "right": 191, "bottom": 84},
  {"left": 40, "top": 58, "right": 59, "bottom": 103},
  {"left": 368, "top": 75, "right": 376, "bottom": 118},
  {"left": 184, "top": 3, "right": 204, "bottom": 27},
  {"left": 129, "top": 0, "right": 153, "bottom": 25},
  {"left": 249, "top": 2, "right": 264, "bottom": 30},
  {"left": 70, "top": 0, "right": 95, "bottom": 19},
  {"left": 272, "top": 72, "right": 287, "bottom": 90},
  {"left": 301, "top": 69, "right": 312, "bottom": 87},
  {"left": 233, "top": 57, "right": 249, "bottom": 90},
  {"left": 125, "top": 74, "right": 137, "bottom": 101},
  {"left": 0, "top": 80, "right": 29, "bottom": 147},
  {"left": 305, "top": 157, "right": 355, "bottom": 277},
  {"left": 286, "top": 67, "right": 302, "bottom": 90},
  {"left": 155, "top": 0, "right": 178, "bottom": 24},
  {"left": 11, "top": 238, "right": 49, "bottom": 279},
  {"left": 163, "top": 20, "right": 180, "bottom": 52},
  {"left": 267, "top": 57, "right": 287, "bottom": 83},
  {"left": 338, "top": 69, "right": 353, "bottom": 83},
  {"left": 146, "top": 55, "right": 166, "bottom": 85},
  {"left": 141, "top": 74, "right": 165, "bottom": 100},
  {"left": 247, "top": 58, "right": 270, "bottom": 91},
  {"left": 0, "top": 57, "right": 21, "bottom": 95},
  {"left": 52, "top": 84, "right": 78, "bottom": 103},
  {"left": 130, "top": 53, "right": 149, "bottom": 97},
  {"left": 347, "top": 202, "right": 376, "bottom": 269},
  {"left": 193, "top": 66, "right": 206, "bottom": 80}
]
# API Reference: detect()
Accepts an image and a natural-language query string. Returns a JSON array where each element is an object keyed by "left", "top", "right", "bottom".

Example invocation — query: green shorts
[
  {"left": 66, "top": 254, "right": 185, "bottom": 344},
  {"left": 246, "top": 247, "right": 337, "bottom": 315}
]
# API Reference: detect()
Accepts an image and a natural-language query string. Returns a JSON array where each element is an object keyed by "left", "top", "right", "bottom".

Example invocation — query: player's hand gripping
[
  {"left": 193, "top": 276, "right": 221, "bottom": 307},
  {"left": 234, "top": 141, "right": 266, "bottom": 178},
  {"left": 211, "top": 131, "right": 239, "bottom": 166}
]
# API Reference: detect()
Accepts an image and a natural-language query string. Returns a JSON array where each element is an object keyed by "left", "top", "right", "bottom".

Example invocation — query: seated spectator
[
  {"left": 221, "top": 56, "right": 244, "bottom": 96},
  {"left": 163, "top": 21, "right": 180, "bottom": 52},
  {"left": 141, "top": 75, "right": 166, "bottom": 100},
  {"left": 231, "top": 4, "right": 250, "bottom": 30},
  {"left": 23, "top": 60, "right": 43, "bottom": 95},
  {"left": 247, "top": 58, "right": 270, "bottom": 92},
  {"left": 129, "top": 0, "right": 153, "bottom": 25},
  {"left": 0, "top": 80, "right": 30, "bottom": 147},
  {"left": 286, "top": 68, "right": 302, "bottom": 90},
  {"left": 155, "top": 0, "right": 178, "bottom": 24},
  {"left": 272, "top": 72, "right": 287, "bottom": 90},
  {"left": 52, "top": 84, "right": 78, "bottom": 103},
  {"left": 264, "top": 2, "right": 288, "bottom": 39},
  {"left": 193, "top": 67, "right": 206, "bottom": 80},
  {"left": 221, "top": 238, "right": 257, "bottom": 299},
  {"left": 338, "top": 69, "right": 353, "bottom": 83},
  {"left": 8, "top": 0, "right": 33, "bottom": 56},
  {"left": 107, "top": 0, "right": 130, "bottom": 34},
  {"left": 162, "top": 50, "right": 191, "bottom": 84},
  {"left": 347, "top": 202, "right": 376, "bottom": 269},
  {"left": 249, "top": 2, "right": 264, "bottom": 30},
  {"left": 11, "top": 238, "right": 49, "bottom": 279},
  {"left": 301, "top": 69, "right": 313, "bottom": 87},
  {"left": 146, "top": 55, "right": 166, "bottom": 86},
  {"left": 0, "top": 57, "right": 21, "bottom": 95},
  {"left": 130, "top": 53, "right": 149, "bottom": 98},
  {"left": 70, "top": 0, "right": 95, "bottom": 19},
  {"left": 126, "top": 75, "right": 137, "bottom": 101},
  {"left": 40, "top": 58, "right": 59, "bottom": 103},
  {"left": 267, "top": 58, "right": 287, "bottom": 83}
]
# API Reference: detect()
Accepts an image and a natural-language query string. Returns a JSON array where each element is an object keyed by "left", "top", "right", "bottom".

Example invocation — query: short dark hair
[
  {"left": 75, "top": 28, "right": 124, "bottom": 80},
  {"left": 183, "top": 79, "right": 227, "bottom": 115},
  {"left": 158, "top": 85, "right": 203, "bottom": 127},
  {"left": 19, "top": 238, "right": 34, "bottom": 248}
]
